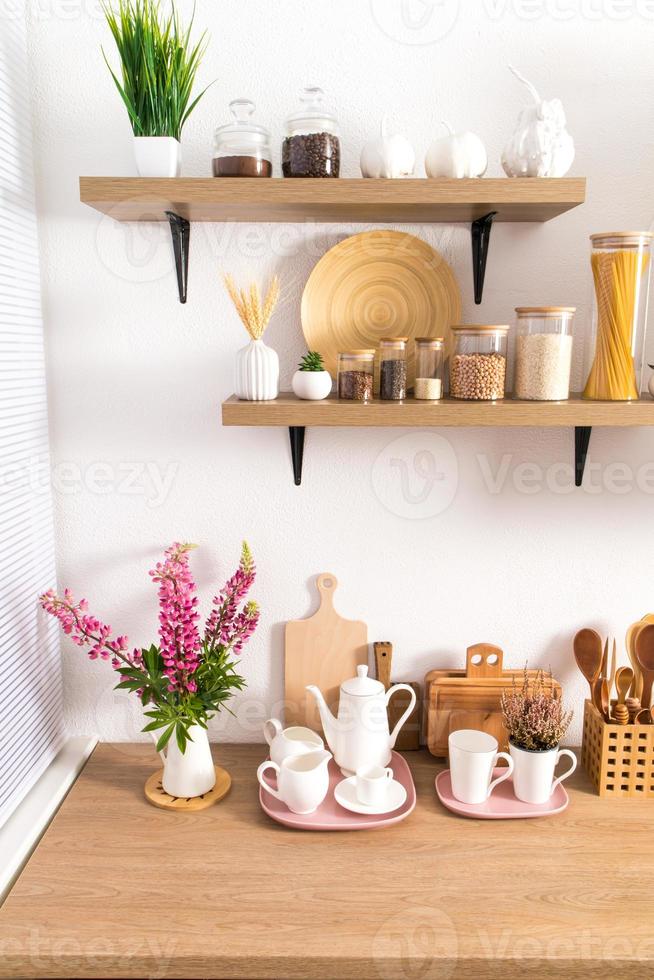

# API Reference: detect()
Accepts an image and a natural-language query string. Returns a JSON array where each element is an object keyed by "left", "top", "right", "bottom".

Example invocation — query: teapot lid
[{"left": 341, "top": 665, "right": 384, "bottom": 696}]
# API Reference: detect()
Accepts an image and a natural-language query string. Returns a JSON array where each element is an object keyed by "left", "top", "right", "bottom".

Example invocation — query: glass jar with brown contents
[{"left": 337, "top": 350, "right": 374, "bottom": 401}]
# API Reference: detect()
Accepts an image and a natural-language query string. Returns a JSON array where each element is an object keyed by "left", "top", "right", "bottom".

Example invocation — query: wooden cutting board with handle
[
  {"left": 425, "top": 643, "right": 562, "bottom": 758},
  {"left": 285, "top": 573, "right": 368, "bottom": 733},
  {"left": 373, "top": 641, "right": 421, "bottom": 750}
]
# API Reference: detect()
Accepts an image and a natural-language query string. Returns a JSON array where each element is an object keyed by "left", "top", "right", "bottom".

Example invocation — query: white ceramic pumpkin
[
  {"left": 360, "top": 117, "right": 415, "bottom": 179},
  {"left": 502, "top": 65, "right": 575, "bottom": 178},
  {"left": 425, "top": 121, "right": 487, "bottom": 179}
]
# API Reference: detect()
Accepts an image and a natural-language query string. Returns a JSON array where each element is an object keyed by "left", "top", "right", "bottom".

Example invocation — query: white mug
[
  {"left": 257, "top": 749, "right": 332, "bottom": 814},
  {"left": 263, "top": 718, "right": 323, "bottom": 767},
  {"left": 449, "top": 729, "right": 514, "bottom": 805},
  {"left": 356, "top": 765, "right": 393, "bottom": 806},
  {"left": 509, "top": 743, "right": 577, "bottom": 804}
]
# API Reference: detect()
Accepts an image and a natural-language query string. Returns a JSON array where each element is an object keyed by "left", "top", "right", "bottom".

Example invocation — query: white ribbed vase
[{"left": 235, "top": 339, "right": 279, "bottom": 401}]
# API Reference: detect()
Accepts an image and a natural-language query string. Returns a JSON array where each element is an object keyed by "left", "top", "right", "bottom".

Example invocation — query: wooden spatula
[
  {"left": 635, "top": 624, "right": 654, "bottom": 710},
  {"left": 573, "top": 628, "right": 603, "bottom": 700}
]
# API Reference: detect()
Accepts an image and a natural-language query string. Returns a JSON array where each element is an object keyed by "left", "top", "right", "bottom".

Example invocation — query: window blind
[{"left": 0, "top": 5, "right": 64, "bottom": 830}]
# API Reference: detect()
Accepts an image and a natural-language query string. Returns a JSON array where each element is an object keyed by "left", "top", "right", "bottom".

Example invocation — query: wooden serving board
[
  {"left": 285, "top": 574, "right": 368, "bottom": 733},
  {"left": 425, "top": 643, "right": 562, "bottom": 758}
]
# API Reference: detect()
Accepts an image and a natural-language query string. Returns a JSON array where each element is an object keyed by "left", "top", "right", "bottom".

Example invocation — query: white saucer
[{"left": 333, "top": 776, "right": 407, "bottom": 816}]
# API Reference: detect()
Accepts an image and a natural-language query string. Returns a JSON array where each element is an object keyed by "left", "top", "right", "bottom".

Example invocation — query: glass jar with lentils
[
  {"left": 449, "top": 325, "right": 509, "bottom": 400},
  {"left": 379, "top": 337, "right": 408, "bottom": 400},
  {"left": 337, "top": 350, "right": 374, "bottom": 401},
  {"left": 282, "top": 87, "right": 340, "bottom": 178}
]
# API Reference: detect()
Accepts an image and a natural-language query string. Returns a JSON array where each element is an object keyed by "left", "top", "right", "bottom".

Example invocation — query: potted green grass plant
[{"left": 102, "top": 0, "right": 212, "bottom": 177}]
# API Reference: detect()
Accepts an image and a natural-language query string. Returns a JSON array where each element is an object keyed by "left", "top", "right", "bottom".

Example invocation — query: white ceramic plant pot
[
  {"left": 133, "top": 136, "right": 181, "bottom": 178},
  {"left": 235, "top": 339, "right": 279, "bottom": 401},
  {"left": 509, "top": 742, "right": 577, "bottom": 805},
  {"left": 157, "top": 724, "right": 215, "bottom": 798},
  {"left": 291, "top": 370, "right": 332, "bottom": 400}
]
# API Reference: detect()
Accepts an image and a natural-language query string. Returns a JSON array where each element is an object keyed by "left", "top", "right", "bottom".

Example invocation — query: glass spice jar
[
  {"left": 282, "top": 86, "right": 340, "bottom": 178},
  {"left": 337, "top": 350, "right": 374, "bottom": 401},
  {"left": 514, "top": 307, "right": 575, "bottom": 401},
  {"left": 414, "top": 338, "right": 444, "bottom": 400},
  {"left": 379, "top": 337, "right": 408, "bottom": 400},
  {"left": 583, "top": 231, "right": 654, "bottom": 400},
  {"left": 450, "top": 325, "right": 509, "bottom": 400},
  {"left": 212, "top": 98, "right": 272, "bottom": 177}
]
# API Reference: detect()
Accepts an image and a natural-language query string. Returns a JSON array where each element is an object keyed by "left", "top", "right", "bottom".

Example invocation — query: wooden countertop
[{"left": 1, "top": 743, "right": 653, "bottom": 979}]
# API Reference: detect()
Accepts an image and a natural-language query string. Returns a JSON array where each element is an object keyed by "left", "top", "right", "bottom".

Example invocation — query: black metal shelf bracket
[
  {"left": 575, "top": 426, "right": 592, "bottom": 487},
  {"left": 165, "top": 211, "right": 190, "bottom": 304},
  {"left": 289, "top": 426, "right": 306, "bottom": 485},
  {"left": 471, "top": 211, "right": 497, "bottom": 305}
]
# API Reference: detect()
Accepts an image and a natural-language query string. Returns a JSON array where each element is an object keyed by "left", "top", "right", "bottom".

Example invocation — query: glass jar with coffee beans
[
  {"left": 450, "top": 325, "right": 509, "bottom": 400},
  {"left": 282, "top": 86, "right": 340, "bottom": 178},
  {"left": 337, "top": 350, "right": 374, "bottom": 401},
  {"left": 213, "top": 99, "right": 272, "bottom": 177},
  {"left": 379, "top": 338, "right": 408, "bottom": 400}
]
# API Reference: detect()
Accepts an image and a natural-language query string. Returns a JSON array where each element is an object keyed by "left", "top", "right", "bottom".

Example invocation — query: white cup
[
  {"left": 257, "top": 749, "right": 332, "bottom": 815},
  {"left": 509, "top": 744, "right": 577, "bottom": 804},
  {"left": 263, "top": 718, "right": 324, "bottom": 767},
  {"left": 355, "top": 765, "right": 393, "bottom": 806},
  {"left": 449, "top": 729, "right": 514, "bottom": 805}
]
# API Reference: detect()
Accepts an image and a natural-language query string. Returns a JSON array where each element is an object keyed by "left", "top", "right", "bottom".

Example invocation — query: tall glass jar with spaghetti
[{"left": 583, "top": 232, "right": 653, "bottom": 401}]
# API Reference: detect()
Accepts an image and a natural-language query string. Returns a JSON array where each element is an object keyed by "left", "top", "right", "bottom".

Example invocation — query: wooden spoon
[
  {"left": 634, "top": 708, "right": 653, "bottom": 725},
  {"left": 626, "top": 621, "right": 644, "bottom": 700},
  {"left": 615, "top": 666, "right": 634, "bottom": 707},
  {"left": 573, "top": 628, "right": 603, "bottom": 700},
  {"left": 635, "top": 623, "right": 654, "bottom": 710}
]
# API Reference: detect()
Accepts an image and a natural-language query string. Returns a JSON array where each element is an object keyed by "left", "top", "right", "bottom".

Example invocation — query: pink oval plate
[
  {"left": 259, "top": 751, "right": 416, "bottom": 830},
  {"left": 435, "top": 767, "right": 569, "bottom": 819}
]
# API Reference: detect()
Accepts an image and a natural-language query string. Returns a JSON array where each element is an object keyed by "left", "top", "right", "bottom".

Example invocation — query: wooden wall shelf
[
  {"left": 221, "top": 393, "right": 654, "bottom": 487},
  {"left": 79, "top": 176, "right": 585, "bottom": 223},
  {"left": 79, "top": 176, "right": 586, "bottom": 304}
]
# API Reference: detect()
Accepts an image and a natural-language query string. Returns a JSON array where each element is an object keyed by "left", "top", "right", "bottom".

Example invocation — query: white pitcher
[
  {"left": 263, "top": 718, "right": 324, "bottom": 767},
  {"left": 153, "top": 724, "right": 216, "bottom": 798},
  {"left": 257, "top": 749, "right": 332, "bottom": 814}
]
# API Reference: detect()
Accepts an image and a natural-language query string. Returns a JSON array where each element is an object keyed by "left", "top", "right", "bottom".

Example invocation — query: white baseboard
[{"left": 0, "top": 735, "right": 97, "bottom": 905}]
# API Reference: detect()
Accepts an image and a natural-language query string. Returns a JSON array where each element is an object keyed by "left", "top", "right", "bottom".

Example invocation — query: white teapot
[{"left": 306, "top": 666, "right": 417, "bottom": 775}]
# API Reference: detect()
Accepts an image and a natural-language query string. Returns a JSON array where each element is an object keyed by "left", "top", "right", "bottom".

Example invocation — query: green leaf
[{"left": 156, "top": 724, "right": 175, "bottom": 753}]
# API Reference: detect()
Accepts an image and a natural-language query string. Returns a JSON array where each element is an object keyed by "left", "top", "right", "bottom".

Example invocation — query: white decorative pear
[
  {"left": 425, "top": 120, "right": 487, "bottom": 179},
  {"left": 360, "top": 116, "right": 415, "bottom": 178},
  {"left": 502, "top": 65, "right": 575, "bottom": 178}
]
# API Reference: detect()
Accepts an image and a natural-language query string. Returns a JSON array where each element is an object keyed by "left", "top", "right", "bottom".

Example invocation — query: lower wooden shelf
[{"left": 221, "top": 393, "right": 654, "bottom": 487}]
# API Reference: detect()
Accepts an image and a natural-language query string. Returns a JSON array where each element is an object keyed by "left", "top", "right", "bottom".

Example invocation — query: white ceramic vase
[
  {"left": 156, "top": 724, "right": 215, "bottom": 798},
  {"left": 291, "top": 370, "right": 332, "bottom": 400},
  {"left": 235, "top": 338, "right": 279, "bottom": 401},
  {"left": 509, "top": 742, "right": 577, "bottom": 805},
  {"left": 133, "top": 136, "right": 181, "bottom": 177}
]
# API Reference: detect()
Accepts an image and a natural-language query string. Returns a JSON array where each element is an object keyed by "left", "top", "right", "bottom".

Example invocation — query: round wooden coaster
[{"left": 144, "top": 765, "right": 231, "bottom": 811}]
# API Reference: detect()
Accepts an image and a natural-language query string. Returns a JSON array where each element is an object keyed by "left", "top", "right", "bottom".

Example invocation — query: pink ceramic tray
[
  {"left": 435, "top": 767, "right": 569, "bottom": 819},
  {"left": 259, "top": 751, "right": 416, "bottom": 830}
]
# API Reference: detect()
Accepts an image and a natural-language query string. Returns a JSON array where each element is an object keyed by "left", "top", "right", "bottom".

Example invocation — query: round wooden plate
[
  {"left": 144, "top": 765, "right": 231, "bottom": 812},
  {"left": 301, "top": 230, "right": 461, "bottom": 380}
]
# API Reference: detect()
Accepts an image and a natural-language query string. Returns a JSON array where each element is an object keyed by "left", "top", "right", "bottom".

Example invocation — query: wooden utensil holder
[{"left": 582, "top": 699, "right": 654, "bottom": 798}]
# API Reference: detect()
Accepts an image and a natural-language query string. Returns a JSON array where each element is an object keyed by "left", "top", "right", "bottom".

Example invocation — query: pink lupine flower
[
  {"left": 39, "top": 589, "right": 136, "bottom": 669},
  {"left": 148, "top": 542, "right": 201, "bottom": 694},
  {"left": 205, "top": 542, "right": 257, "bottom": 654}
]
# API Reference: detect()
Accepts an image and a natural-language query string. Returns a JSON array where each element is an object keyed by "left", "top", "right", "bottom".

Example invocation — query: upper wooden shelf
[
  {"left": 222, "top": 393, "right": 654, "bottom": 428},
  {"left": 79, "top": 176, "right": 586, "bottom": 223}
]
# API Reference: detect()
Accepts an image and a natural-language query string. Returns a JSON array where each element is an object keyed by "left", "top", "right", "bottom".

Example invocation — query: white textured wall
[{"left": 25, "top": 0, "right": 654, "bottom": 745}]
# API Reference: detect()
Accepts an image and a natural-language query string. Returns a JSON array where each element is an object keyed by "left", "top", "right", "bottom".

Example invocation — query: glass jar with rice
[{"left": 514, "top": 307, "right": 575, "bottom": 401}]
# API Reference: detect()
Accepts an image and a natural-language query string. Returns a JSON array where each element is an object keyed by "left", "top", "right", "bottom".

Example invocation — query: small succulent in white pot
[{"left": 292, "top": 351, "right": 332, "bottom": 400}]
